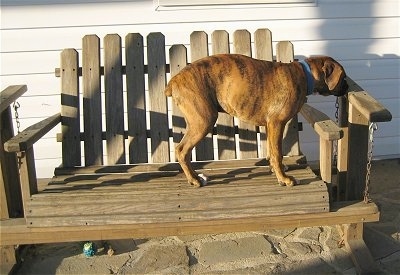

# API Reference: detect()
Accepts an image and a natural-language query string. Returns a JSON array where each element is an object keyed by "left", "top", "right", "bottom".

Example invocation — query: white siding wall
[{"left": 1, "top": 0, "right": 399, "bottom": 178}]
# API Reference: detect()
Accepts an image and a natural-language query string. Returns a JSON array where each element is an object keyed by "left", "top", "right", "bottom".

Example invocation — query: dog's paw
[
  {"left": 278, "top": 177, "right": 298, "bottom": 187},
  {"left": 198, "top": 173, "right": 209, "bottom": 186}
]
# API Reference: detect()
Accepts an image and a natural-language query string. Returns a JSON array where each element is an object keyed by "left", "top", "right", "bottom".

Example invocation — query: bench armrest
[
  {"left": 4, "top": 113, "right": 61, "bottom": 152},
  {"left": 300, "top": 103, "right": 343, "bottom": 141},
  {"left": 0, "top": 85, "right": 27, "bottom": 113}
]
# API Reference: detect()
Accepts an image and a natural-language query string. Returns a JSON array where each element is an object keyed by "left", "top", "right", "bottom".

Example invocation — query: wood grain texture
[
  {"left": 104, "top": 34, "right": 125, "bottom": 164},
  {"left": 169, "top": 44, "right": 188, "bottom": 160},
  {"left": 4, "top": 113, "right": 61, "bottom": 152},
  {"left": 25, "top": 163, "right": 329, "bottom": 227},
  {"left": 126, "top": 33, "right": 148, "bottom": 163},
  {"left": 0, "top": 106, "right": 23, "bottom": 219},
  {"left": 60, "top": 49, "right": 81, "bottom": 166},
  {"left": 254, "top": 29, "right": 273, "bottom": 159},
  {"left": 276, "top": 41, "right": 300, "bottom": 157},
  {"left": 190, "top": 31, "right": 214, "bottom": 161},
  {"left": 147, "top": 32, "right": 170, "bottom": 163},
  {"left": 346, "top": 105, "right": 368, "bottom": 201},
  {"left": 82, "top": 35, "right": 103, "bottom": 166},
  {"left": 0, "top": 201, "right": 379, "bottom": 246},
  {"left": 233, "top": 30, "right": 258, "bottom": 159},
  {"left": 212, "top": 30, "right": 236, "bottom": 160},
  {"left": 0, "top": 85, "right": 27, "bottom": 113}
]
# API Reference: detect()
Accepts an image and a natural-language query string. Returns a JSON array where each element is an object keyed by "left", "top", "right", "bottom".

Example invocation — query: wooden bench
[{"left": 1, "top": 29, "right": 392, "bottom": 274}]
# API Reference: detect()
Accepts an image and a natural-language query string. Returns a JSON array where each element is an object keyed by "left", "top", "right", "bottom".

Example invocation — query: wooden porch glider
[{"left": 1, "top": 29, "right": 392, "bottom": 274}]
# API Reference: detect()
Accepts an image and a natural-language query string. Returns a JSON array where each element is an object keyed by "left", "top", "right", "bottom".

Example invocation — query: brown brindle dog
[{"left": 165, "top": 54, "right": 348, "bottom": 187}]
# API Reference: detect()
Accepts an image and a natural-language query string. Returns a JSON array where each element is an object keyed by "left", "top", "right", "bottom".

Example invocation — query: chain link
[
  {"left": 12, "top": 101, "right": 21, "bottom": 134},
  {"left": 332, "top": 97, "right": 340, "bottom": 167},
  {"left": 364, "top": 122, "right": 378, "bottom": 204}
]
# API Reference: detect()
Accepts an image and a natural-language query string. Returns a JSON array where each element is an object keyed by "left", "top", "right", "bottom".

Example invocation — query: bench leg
[
  {"left": 339, "top": 223, "right": 380, "bottom": 274},
  {"left": 0, "top": 245, "right": 17, "bottom": 275}
]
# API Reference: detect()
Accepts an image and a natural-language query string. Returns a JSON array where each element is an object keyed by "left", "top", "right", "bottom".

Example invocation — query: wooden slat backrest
[
  {"left": 276, "top": 41, "right": 301, "bottom": 156},
  {"left": 104, "top": 34, "right": 125, "bottom": 164},
  {"left": 212, "top": 30, "right": 236, "bottom": 160},
  {"left": 233, "top": 30, "right": 258, "bottom": 159},
  {"left": 190, "top": 31, "right": 214, "bottom": 161},
  {"left": 58, "top": 28, "right": 302, "bottom": 168},
  {"left": 60, "top": 49, "right": 81, "bottom": 166},
  {"left": 126, "top": 33, "right": 147, "bottom": 164},
  {"left": 82, "top": 35, "right": 102, "bottom": 166},
  {"left": 147, "top": 33, "right": 169, "bottom": 163}
]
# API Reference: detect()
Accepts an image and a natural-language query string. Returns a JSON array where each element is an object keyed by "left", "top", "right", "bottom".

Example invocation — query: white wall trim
[{"left": 154, "top": 0, "right": 316, "bottom": 10}]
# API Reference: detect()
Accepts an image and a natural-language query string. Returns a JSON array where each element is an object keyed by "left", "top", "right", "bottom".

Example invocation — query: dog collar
[{"left": 299, "top": 60, "right": 314, "bottom": 96}]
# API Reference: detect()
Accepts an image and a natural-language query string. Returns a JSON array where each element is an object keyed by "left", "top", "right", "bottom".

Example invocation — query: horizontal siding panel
[
  {"left": 2, "top": 17, "right": 399, "bottom": 53},
  {"left": 1, "top": 0, "right": 398, "bottom": 29}
]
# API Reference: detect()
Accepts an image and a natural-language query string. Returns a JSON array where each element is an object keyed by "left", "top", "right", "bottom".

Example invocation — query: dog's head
[{"left": 308, "top": 56, "right": 348, "bottom": 97}]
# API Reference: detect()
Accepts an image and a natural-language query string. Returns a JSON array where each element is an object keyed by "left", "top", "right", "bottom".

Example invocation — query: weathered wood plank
[
  {"left": 60, "top": 49, "right": 81, "bottom": 166},
  {"left": 38, "top": 166, "right": 316, "bottom": 195},
  {"left": 0, "top": 106, "right": 23, "bottom": 218},
  {"left": 82, "top": 35, "right": 103, "bottom": 166},
  {"left": 233, "top": 30, "right": 258, "bottom": 159},
  {"left": 348, "top": 91, "right": 392, "bottom": 123},
  {"left": 340, "top": 223, "right": 380, "bottom": 274},
  {"left": 147, "top": 32, "right": 170, "bottom": 162},
  {"left": 190, "top": 31, "right": 214, "bottom": 161},
  {"left": 104, "top": 34, "right": 125, "bottom": 164},
  {"left": 346, "top": 105, "right": 369, "bottom": 200},
  {"left": 26, "top": 170, "right": 328, "bottom": 227},
  {"left": 4, "top": 113, "right": 61, "bottom": 152},
  {"left": 169, "top": 44, "right": 188, "bottom": 161},
  {"left": 0, "top": 201, "right": 379, "bottom": 246},
  {"left": 276, "top": 41, "right": 300, "bottom": 157},
  {"left": 254, "top": 29, "right": 273, "bottom": 159},
  {"left": 53, "top": 156, "right": 306, "bottom": 176},
  {"left": 254, "top": 28, "right": 273, "bottom": 62},
  {"left": 300, "top": 103, "right": 342, "bottom": 141},
  {"left": 0, "top": 85, "right": 27, "bottom": 113},
  {"left": 212, "top": 30, "right": 236, "bottom": 160},
  {"left": 126, "top": 33, "right": 148, "bottom": 164},
  {"left": 18, "top": 147, "right": 38, "bottom": 212}
]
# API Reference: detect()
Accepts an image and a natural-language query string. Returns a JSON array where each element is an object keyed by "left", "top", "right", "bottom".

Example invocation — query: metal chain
[
  {"left": 12, "top": 101, "right": 21, "bottom": 134},
  {"left": 332, "top": 97, "right": 340, "bottom": 167},
  {"left": 364, "top": 122, "right": 378, "bottom": 204}
]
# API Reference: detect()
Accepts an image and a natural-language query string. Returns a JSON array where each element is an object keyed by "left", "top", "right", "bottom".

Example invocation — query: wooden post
[
  {"left": 336, "top": 95, "right": 348, "bottom": 201},
  {"left": 319, "top": 138, "right": 333, "bottom": 190},
  {"left": 0, "top": 107, "right": 23, "bottom": 218},
  {"left": 340, "top": 223, "right": 379, "bottom": 274},
  {"left": 346, "top": 105, "right": 369, "bottom": 201}
]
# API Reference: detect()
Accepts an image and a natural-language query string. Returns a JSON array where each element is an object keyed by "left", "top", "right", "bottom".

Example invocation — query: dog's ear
[{"left": 322, "top": 60, "right": 342, "bottom": 90}]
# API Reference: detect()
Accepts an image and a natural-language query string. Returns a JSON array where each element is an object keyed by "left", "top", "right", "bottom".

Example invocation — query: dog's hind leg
[
  {"left": 175, "top": 107, "right": 217, "bottom": 187},
  {"left": 266, "top": 119, "right": 297, "bottom": 186}
]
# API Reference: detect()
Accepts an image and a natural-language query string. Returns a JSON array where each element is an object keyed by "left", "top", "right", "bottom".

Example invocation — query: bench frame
[{"left": 0, "top": 29, "right": 392, "bottom": 274}]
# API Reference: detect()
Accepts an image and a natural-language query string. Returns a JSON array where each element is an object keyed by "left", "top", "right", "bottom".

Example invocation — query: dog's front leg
[{"left": 266, "top": 120, "right": 297, "bottom": 186}]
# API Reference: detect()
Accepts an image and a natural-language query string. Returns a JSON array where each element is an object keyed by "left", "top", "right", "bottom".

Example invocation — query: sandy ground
[{"left": 13, "top": 159, "right": 400, "bottom": 274}]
